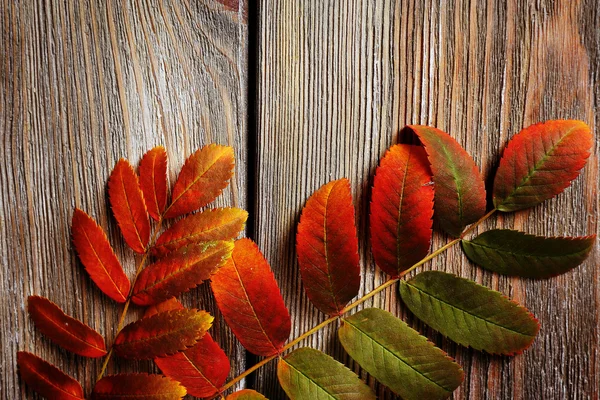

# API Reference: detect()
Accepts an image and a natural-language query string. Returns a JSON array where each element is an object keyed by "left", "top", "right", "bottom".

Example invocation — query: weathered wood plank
[
  {"left": 0, "top": 0, "right": 248, "bottom": 397},
  {"left": 255, "top": 1, "right": 599, "bottom": 399}
]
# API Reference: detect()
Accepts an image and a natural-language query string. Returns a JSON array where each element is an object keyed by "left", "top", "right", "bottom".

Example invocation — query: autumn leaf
[
  {"left": 226, "top": 389, "right": 269, "bottom": 399},
  {"left": 144, "top": 298, "right": 230, "bottom": 398},
  {"left": 165, "top": 144, "right": 235, "bottom": 218},
  {"left": 132, "top": 241, "right": 233, "bottom": 306},
  {"left": 400, "top": 271, "right": 540, "bottom": 355},
  {"left": 370, "top": 144, "right": 434, "bottom": 276},
  {"left": 113, "top": 309, "right": 213, "bottom": 359},
  {"left": 92, "top": 373, "right": 186, "bottom": 400},
  {"left": 493, "top": 120, "right": 593, "bottom": 212},
  {"left": 108, "top": 159, "right": 151, "bottom": 253},
  {"left": 27, "top": 296, "right": 106, "bottom": 358},
  {"left": 152, "top": 208, "right": 247, "bottom": 257},
  {"left": 277, "top": 347, "right": 376, "bottom": 400},
  {"left": 71, "top": 208, "right": 130, "bottom": 303},
  {"left": 296, "top": 178, "right": 360, "bottom": 315},
  {"left": 404, "top": 125, "right": 487, "bottom": 236},
  {"left": 338, "top": 308, "right": 463, "bottom": 400},
  {"left": 139, "top": 146, "right": 168, "bottom": 221},
  {"left": 211, "top": 238, "right": 291, "bottom": 356},
  {"left": 17, "top": 352, "right": 84, "bottom": 400}
]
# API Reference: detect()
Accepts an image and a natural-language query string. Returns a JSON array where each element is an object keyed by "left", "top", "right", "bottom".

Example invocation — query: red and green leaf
[
  {"left": 165, "top": 144, "right": 235, "bottom": 218},
  {"left": 211, "top": 238, "right": 291, "bottom": 356},
  {"left": 370, "top": 144, "right": 434, "bottom": 276},
  {"left": 17, "top": 352, "right": 84, "bottom": 400},
  {"left": 144, "top": 299, "right": 231, "bottom": 398},
  {"left": 226, "top": 389, "right": 269, "bottom": 399},
  {"left": 113, "top": 309, "right": 213, "bottom": 359},
  {"left": 296, "top": 178, "right": 360, "bottom": 315},
  {"left": 277, "top": 347, "right": 376, "bottom": 400},
  {"left": 153, "top": 208, "right": 247, "bottom": 257},
  {"left": 405, "top": 125, "right": 487, "bottom": 236},
  {"left": 493, "top": 120, "right": 593, "bottom": 212},
  {"left": 139, "top": 146, "right": 168, "bottom": 221},
  {"left": 462, "top": 229, "right": 596, "bottom": 278},
  {"left": 92, "top": 373, "right": 186, "bottom": 399},
  {"left": 108, "top": 159, "right": 151, "bottom": 253},
  {"left": 71, "top": 208, "right": 130, "bottom": 303},
  {"left": 27, "top": 296, "right": 106, "bottom": 358},
  {"left": 338, "top": 308, "right": 463, "bottom": 400},
  {"left": 132, "top": 241, "right": 233, "bottom": 306},
  {"left": 400, "top": 271, "right": 540, "bottom": 355}
]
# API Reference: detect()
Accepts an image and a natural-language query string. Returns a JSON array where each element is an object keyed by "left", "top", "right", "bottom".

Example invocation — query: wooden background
[{"left": 1, "top": 0, "right": 598, "bottom": 399}]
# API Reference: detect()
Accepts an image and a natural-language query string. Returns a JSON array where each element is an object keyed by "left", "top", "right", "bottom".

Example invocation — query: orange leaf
[
  {"left": 71, "top": 208, "right": 130, "bottom": 303},
  {"left": 139, "top": 146, "right": 168, "bottom": 221},
  {"left": 153, "top": 207, "right": 247, "bottom": 257},
  {"left": 370, "top": 144, "right": 434, "bottom": 276},
  {"left": 145, "top": 299, "right": 231, "bottom": 398},
  {"left": 211, "top": 238, "right": 291, "bottom": 356},
  {"left": 165, "top": 144, "right": 235, "bottom": 218},
  {"left": 296, "top": 179, "right": 360, "bottom": 315},
  {"left": 92, "top": 373, "right": 186, "bottom": 399},
  {"left": 108, "top": 159, "right": 151, "bottom": 253},
  {"left": 131, "top": 241, "right": 233, "bottom": 306},
  {"left": 17, "top": 352, "right": 84, "bottom": 400},
  {"left": 27, "top": 296, "right": 106, "bottom": 358},
  {"left": 113, "top": 309, "right": 213, "bottom": 359}
]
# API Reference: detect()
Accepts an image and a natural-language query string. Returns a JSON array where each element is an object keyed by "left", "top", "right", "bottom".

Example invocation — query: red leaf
[
  {"left": 108, "top": 159, "right": 151, "bottom": 253},
  {"left": 131, "top": 241, "right": 233, "bottom": 306},
  {"left": 139, "top": 146, "right": 168, "bottom": 221},
  {"left": 493, "top": 120, "right": 593, "bottom": 212},
  {"left": 370, "top": 144, "right": 434, "bottom": 276},
  {"left": 93, "top": 373, "right": 186, "bottom": 399},
  {"left": 165, "top": 144, "right": 235, "bottom": 218},
  {"left": 17, "top": 352, "right": 84, "bottom": 400},
  {"left": 144, "top": 299, "right": 231, "bottom": 398},
  {"left": 405, "top": 125, "right": 487, "bottom": 236},
  {"left": 113, "top": 309, "right": 213, "bottom": 359},
  {"left": 71, "top": 208, "right": 130, "bottom": 303},
  {"left": 27, "top": 296, "right": 107, "bottom": 358},
  {"left": 296, "top": 179, "right": 360, "bottom": 315},
  {"left": 211, "top": 238, "right": 291, "bottom": 356},
  {"left": 153, "top": 208, "right": 248, "bottom": 257},
  {"left": 226, "top": 389, "right": 268, "bottom": 399}
]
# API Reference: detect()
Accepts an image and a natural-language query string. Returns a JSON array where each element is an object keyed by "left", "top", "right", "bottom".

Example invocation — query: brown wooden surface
[{"left": 2, "top": 0, "right": 599, "bottom": 399}]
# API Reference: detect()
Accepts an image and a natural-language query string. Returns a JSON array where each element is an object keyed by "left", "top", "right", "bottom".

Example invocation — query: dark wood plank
[
  {"left": 255, "top": 0, "right": 599, "bottom": 398},
  {"left": 0, "top": 0, "right": 248, "bottom": 397}
]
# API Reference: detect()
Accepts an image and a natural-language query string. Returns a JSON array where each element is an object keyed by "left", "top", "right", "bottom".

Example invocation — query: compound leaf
[
  {"left": 339, "top": 308, "right": 463, "bottom": 400},
  {"left": 277, "top": 347, "right": 376, "bottom": 400},
  {"left": 211, "top": 238, "right": 291, "bottom": 356},
  {"left": 165, "top": 144, "right": 235, "bottom": 218},
  {"left": 400, "top": 271, "right": 540, "bottom": 355},
  {"left": 132, "top": 241, "right": 233, "bottom": 306},
  {"left": 226, "top": 389, "right": 269, "bottom": 399},
  {"left": 113, "top": 309, "right": 213, "bottom": 359},
  {"left": 153, "top": 208, "right": 247, "bottom": 257},
  {"left": 71, "top": 208, "right": 130, "bottom": 303},
  {"left": 92, "top": 374, "right": 186, "bottom": 400},
  {"left": 405, "top": 125, "right": 487, "bottom": 236},
  {"left": 17, "top": 352, "right": 84, "bottom": 400},
  {"left": 27, "top": 296, "right": 106, "bottom": 358},
  {"left": 370, "top": 144, "right": 434, "bottom": 276},
  {"left": 462, "top": 229, "right": 596, "bottom": 278},
  {"left": 108, "top": 159, "right": 150, "bottom": 253},
  {"left": 296, "top": 178, "right": 360, "bottom": 315},
  {"left": 139, "top": 146, "right": 168, "bottom": 221},
  {"left": 493, "top": 120, "right": 593, "bottom": 212}
]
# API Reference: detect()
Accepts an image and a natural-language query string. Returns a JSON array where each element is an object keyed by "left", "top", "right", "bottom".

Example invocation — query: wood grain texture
[
  {"left": 0, "top": 0, "right": 248, "bottom": 398},
  {"left": 255, "top": 0, "right": 599, "bottom": 399}
]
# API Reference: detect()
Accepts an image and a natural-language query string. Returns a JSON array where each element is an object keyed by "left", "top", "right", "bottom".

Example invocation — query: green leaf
[
  {"left": 338, "top": 308, "right": 463, "bottom": 400},
  {"left": 400, "top": 271, "right": 540, "bottom": 355},
  {"left": 277, "top": 347, "right": 375, "bottom": 400},
  {"left": 226, "top": 389, "right": 269, "bottom": 399},
  {"left": 462, "top": 230, "right": 596, "bottom": 278}
]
